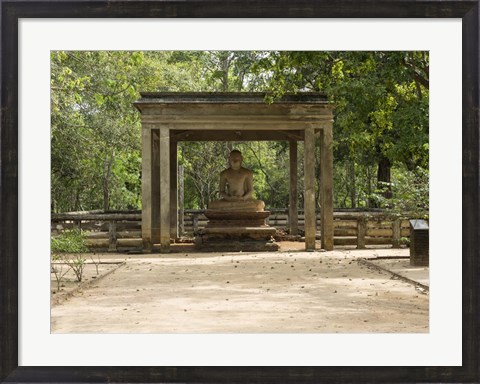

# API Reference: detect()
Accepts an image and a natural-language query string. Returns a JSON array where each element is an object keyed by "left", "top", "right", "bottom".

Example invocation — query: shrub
[
  {"left": 51, "top": 229, "right": 88, "bottom": 283},
  {"left": 51, "top": 228, "right": 88, "bottom": 254}
]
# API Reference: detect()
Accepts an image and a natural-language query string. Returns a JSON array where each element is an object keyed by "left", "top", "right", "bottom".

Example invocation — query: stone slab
[
  {"left": 202, "top": 227, "right": 276, "bottom": 235},
  {"left": 206, "top": 219, "right": 267, "bottom": 227},
  {"left": 204, "top": 210, "right": 271, "bottom": 220}
]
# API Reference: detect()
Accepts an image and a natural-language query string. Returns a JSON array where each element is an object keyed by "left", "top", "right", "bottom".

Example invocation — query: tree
[
  {"left": 252, "top": 51, "right": 429, "bottom": 209},
  {"left": 51, "top": 50, "right": 429, "bottom": 214},
  {"left": 51, "top": 51, "right": 144, "bottom": 211},
  {"left": 51, "top": 51, "right": 207, "bottom": 212}
]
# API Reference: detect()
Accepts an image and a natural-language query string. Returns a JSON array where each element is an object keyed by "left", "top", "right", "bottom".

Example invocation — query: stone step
[{"left": 202, "top": 227, "right": 276, "bottom": 235}]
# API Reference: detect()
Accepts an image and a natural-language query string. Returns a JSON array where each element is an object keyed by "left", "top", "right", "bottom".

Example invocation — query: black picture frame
[{"left": 1, "top": 1, "right": 478, "bottom": 383}]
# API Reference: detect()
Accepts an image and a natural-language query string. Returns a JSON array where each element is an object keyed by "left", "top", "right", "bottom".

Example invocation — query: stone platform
[
  {"left": 204, "top": 210, "right": 270, "bottom": 226},
  {"left": 195, "top": 210, "right": 279, "bottom": 252}
]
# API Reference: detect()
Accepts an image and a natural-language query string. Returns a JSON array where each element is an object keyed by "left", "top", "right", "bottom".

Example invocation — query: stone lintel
[{"left": 135, "top": 92, "right": 329, "bottom": 105}]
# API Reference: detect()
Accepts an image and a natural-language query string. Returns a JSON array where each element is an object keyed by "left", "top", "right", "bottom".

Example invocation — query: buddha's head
[{"left": 228, "top": 150, "right": 243, "bottom": 170}]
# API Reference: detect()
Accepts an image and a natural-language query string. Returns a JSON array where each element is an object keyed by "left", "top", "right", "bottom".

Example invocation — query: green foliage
[
  {"left": 179, "top": 141, "right": 293, "bottom": 209},
  {"left": 51, "top": 51, "right": 144, "bottom": 211},
  {"left": 387, "top": 166, "right": 429, "bottom": 217},
  {"left": 51, "top": 229, "right": 88, "bottom": 254},
  {"left": 251, "top": 51, "right": 429, "bottom": 210},
  {"left": 51, "top": 50, "right": 429, "bottom": 214},
  {"left": 252, "top": 51, "right": 429, "bottom": 174},
  {"left": 333, "top": 160, "right": 377, "bottom": 208},
  {"left": 51, "top": 229, "right": 88, "bottom": 283},
  {"left": 179, "top": 142, "right": 228, "bottom": 209}
]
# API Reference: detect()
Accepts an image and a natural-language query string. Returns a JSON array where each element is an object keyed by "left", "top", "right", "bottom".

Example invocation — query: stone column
[
  {"left": 170, "top": 140, "right": 178, "bottom": 240},
  {"left": 151, "top": 130, "right": 161, "bottom": 245},
  {"left": 141, "top": 127, "right": 153, "bottom": 251},
  {"left": 320, "top": 124, "right": 334, "bottom": 250},
  {"left": 304, "top": 126, "right": 316, "bottom": 251},
  {"left": 289, "top": 140, "right": 299, "bottom": 236},
  {"left": 178, "top": 165, "right": 185, "bottom": 236},
  {"left": 159, "top": 126, "right": 171, "bottom": 252}
]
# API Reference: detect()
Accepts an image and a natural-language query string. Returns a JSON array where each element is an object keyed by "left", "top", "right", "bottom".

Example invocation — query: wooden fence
[
  {"left": 51, "top": 209, "right": 418, "bottom": 252},
  {"left": 51, "top": 211, "right": 142, "bottom": 252}
]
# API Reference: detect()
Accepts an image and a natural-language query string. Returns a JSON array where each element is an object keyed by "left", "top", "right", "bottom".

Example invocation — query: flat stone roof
[{"left": 135, "top": 92, "right": 329, "bottom": 105}]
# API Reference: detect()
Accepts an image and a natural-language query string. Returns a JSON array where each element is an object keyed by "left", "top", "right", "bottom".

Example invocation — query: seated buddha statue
[{"left": 208, "top": 150, "right": 265, "bottom": 212}]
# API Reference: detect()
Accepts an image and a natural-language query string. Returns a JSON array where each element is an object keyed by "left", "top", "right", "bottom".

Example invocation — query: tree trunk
[
  {"left": 377, "top": 155, "right": 392, "bottom": 199},
  {"left": 366, "top": 165, "right": 375, "bottom": 208},
  {"left": 220, "top": 54, "right": 230, "bottom": 91},
  {"left": 349, "top": 160, "right": 356, "bottom": 208},
  {"left": 74, "top": 187, "right": 81, "bottom": 211},
  {"left": 103, "top": 151, "right": 115, "bottom": 211}
]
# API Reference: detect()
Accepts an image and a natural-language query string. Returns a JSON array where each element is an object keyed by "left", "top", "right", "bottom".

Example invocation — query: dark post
[
  {"left": 193, "top": 214, "right": 199, "bottom": 234},
  {"left": 357, "top": 215, "right": 366, "bottom": 249},
  {"left": 392, "top": 218, "right": 401, "bottom": 248},
  {"left": 108, "top": 220, "right": 117, "bottom": 252},
  {"left": 409, "top": 219, "right": 429, "bottom": 266}
]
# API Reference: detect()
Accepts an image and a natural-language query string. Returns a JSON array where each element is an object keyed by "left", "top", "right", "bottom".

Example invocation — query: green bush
[
  {"left": 51, "top": 229, "right": 88, "bottom": 283},
  {"left": 51, "top": 229, "right": 88, "bottom": 254}
]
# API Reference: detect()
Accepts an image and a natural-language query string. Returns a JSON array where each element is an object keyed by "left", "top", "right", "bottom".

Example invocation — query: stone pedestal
[{"left": 195, "top": 210, "right": 279, "bottom": 252}]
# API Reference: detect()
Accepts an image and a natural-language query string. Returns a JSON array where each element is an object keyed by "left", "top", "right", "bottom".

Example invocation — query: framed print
[{"left": 1, "top": 1, "right": 479, "bottom": 383}]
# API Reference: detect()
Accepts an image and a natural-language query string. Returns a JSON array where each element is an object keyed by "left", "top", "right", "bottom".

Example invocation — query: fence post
[
  {"left": 357, "top": 215, "right": 366, "bottom": 249},
  {"left": 193, "top": 214, "right": 199, "bottom": 234},
  {"left": 108, "top": 220, "right": 117, "bottom": 252},
  {"left": 392, "top": 218, "right": 401, "bottom": 248}
]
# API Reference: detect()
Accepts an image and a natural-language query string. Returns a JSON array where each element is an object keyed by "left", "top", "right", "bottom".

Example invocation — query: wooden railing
[
  {"left": 51, "top": 209, "right": 422, "bottom": 251},
  {"left": 51, "top": 211, "right": 142, "bottom": 252}
]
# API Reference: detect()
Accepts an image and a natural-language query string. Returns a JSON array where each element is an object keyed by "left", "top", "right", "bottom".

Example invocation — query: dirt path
[{"left": 51, "top": 248, "right": 428, "bottom": 333}]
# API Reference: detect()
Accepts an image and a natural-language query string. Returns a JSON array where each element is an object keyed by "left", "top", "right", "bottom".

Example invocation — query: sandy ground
[
  {"left": 51, "top": 244, "right": 429, "bottom": 333},
  {"left": 366, "top": 258, "right": 429, "bottom": 288}
]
